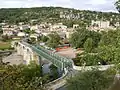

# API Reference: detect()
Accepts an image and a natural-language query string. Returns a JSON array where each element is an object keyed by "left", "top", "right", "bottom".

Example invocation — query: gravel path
[{"left": 56, "top": 48, "right": 76, "bottom": 59}]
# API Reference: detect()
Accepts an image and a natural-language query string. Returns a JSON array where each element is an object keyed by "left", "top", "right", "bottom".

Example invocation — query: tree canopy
[
  {"left": 47, "top": 32, "right": 61, "bottom": 48},
  {"left": 72, "top": 29, "right": 120, "bottom": 66},
  {"left": 0, "top": 61, "right": 54, "bottom": 90},
  {"left": 0, "top": 7, "right": 119, "bottom": 26},
  {"left": 115, "top": 0, "right": 120, "bottom": 13},
  {"left": 67, "top": 69, "right": 115, "bottom": 90},
  {"left": 70, "top": 28, "right": 101, "bottom": 48},
  {"left": 84, "top": 38, "right": 93, "bottom": 53}
]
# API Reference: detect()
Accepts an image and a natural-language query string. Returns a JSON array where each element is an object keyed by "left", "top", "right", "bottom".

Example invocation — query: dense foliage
[
  {"left": 0, "top": 62, "right": 59, "bottom": 90},
  {"left": 72, "top": 29, "right": 120, "bottom": 66},
  {"left": 0, "top": 62, "right": 44, "bottom": 90},
  {"left": 47, "top": 32, "right": 61, "bottom": 48},
  {"left": 84, "top": 38, "right": 93, "bottom": 53},
  {"left": 49, "top": 64, "right": 59, "bottom": 80},
  {"left": 70, "top": 28, "right": 101, "bottom": 48},
  {"left": 67, "top": 69, "right": 115, "bottom": 90},
  {"left": 115, "top": 0, "right": 120, "bottom": 13},
  {"left": 0, "top": 7, "right": 119, "bottom": 27}
]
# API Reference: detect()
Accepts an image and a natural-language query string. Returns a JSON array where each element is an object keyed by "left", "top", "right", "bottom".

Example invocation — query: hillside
[{"left": 0, "top": 7, "right": 119, "bottom": 27}]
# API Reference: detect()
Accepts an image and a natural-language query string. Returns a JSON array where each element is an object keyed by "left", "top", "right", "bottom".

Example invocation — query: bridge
[
  {"left": 16, "top": 41, "right": 74, "bottom": 72},
  {"left": 16, "top": 41, "right": 113, "bottom": 90}
]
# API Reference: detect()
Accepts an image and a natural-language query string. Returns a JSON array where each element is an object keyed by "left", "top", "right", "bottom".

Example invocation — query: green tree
[
  {"left": 70, "top": 28, "right": 101, "bottom": 48},
  {"left": 70, "top": 28, "right": 89, "bottom": 48},
  {"left": 24, "top": 29, "right": 31, "bottom": 34},
  {"left": 0, "top": 26, "right": 2, "bottom": 35},
  {"left": 96, "top": 29, "right": 120, "bottom": 64},
  {"left": 49, "top": 64, "right": 59, "bottom": 80},
  {"left": 47, "top": 32, "right": 60, "bottom": 48},
  {"left": 84, "top": 38, "right": 93, "bottom": 53},
  {"left": 28, "top": 37, "right": 36, "bottom": 44},
  {"left": 67, "top": 69, "right": 114, "bottom": 90},
  {"left": 41, "top": 35, "right": 49, "bottom": 42},
  {"left": 115, "top": 0, "right": 120, "bottom": 13},
  {"left": 0, "top": 62, "right": 46, "bottom": 90},
  {"left": 1, "top": 35, "right": 11, "bottom": 42}
]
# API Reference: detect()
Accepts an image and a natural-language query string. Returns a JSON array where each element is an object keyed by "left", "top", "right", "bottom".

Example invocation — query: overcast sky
[{"left": 0, "top": 0, "right": 118, "bottom": 12}]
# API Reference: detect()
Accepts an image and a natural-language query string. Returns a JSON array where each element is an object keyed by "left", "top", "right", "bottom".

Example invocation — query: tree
[
  {"left": 115, "top": 0, "right": 120, "bottom": 13},
  {"left": 0, "top": 62, "right": 46, "bottom": 90},
  {"left": 24, "top": 29, "right": 31, "bottom": 34},
  {"left": 67, "top": 69, "right": 115, "bottom": 90},
  {"left": 49, "top": 64, "right": 59, "bottom": 80},
  {"left": 47, "top": 32, "right": 60, "bottom": 48},
  {"left": 28, "top": 37, "right": 36, "bottom": 44},
  {"left": 96, "top": 29, "right": 120, "bottom": 65},
  {"left": 41, "top": 35, "right": 49, "bottom": 42},
  {"left": 1, "top": 35, "right": 11, "bottom": 42},
  {"left": 70, "top": 28, "right": 89, "bottom": 48},
  {"left": 70, "top": 28, "right": 101, "bottom": 48},
  {"left": 84, "top": 38, "right": 93, "bottom": 53},
  {"left": 21, "top": 61, "right": 42, "bottom": 83},
  {"left": 0, "top": 26, "right": 2, "bottom": 35}
]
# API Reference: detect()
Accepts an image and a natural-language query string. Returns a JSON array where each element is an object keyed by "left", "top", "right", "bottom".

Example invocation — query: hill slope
[{"left": 0, "top": 7, "right": 119, "bottom": 27}]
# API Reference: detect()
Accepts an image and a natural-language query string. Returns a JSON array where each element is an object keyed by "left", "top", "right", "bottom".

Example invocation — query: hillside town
[
  {"left": 0, "top": 0, "right": 120, "bottom": 90},
  {"left": 1, "top": 19, "right": 120, "bottom": 39}
]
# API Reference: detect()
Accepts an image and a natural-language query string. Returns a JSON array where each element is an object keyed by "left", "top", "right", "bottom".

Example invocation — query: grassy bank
[{"left": 0, "top": 41, "right": 11, "bottom": 50}]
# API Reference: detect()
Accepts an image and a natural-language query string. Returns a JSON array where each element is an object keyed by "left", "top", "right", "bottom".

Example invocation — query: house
[
  {"left": 19, "top": 22, "right": 24, "bottom": 25},
  {"left": 115, "top": 22, "right": 120, "bottom": 27},
  {"left": 40, "top": 23, "right": 46, "bottom": 28},
  {"left": 19, "top": 25, "right": 30, "bottom": 31},
  {"left": 30, "top": 25, "right": 37, "bottom": 31},
  {"left": 30, "top": 34, "right": 39, "bottom": 41},
  {"left": 2, "top": 25, "right": 14, "bottom": 36},
  {"left": 73, "top": 24, "right": 79, "bottom": 29},
  {"left": 50, "top": 23, "right": 67, "bottom": 32},
  {"left": 0, "top": 23, "right": 6, "bottom": 26},
  {"left": 89, "top": 20, "right": 119, "bottom": 32},
  {"left": 91, "top": 20, "right": 110, "bottom": 29},
  {"left": 3, "top": 29, "right": 14, "bottom": 36},
  {"left": 17, "top": 32, "right": 26, "bottom": 37},
  {"left": 42, "top": 32, "right": 50, "bottom": 36},
  {"left": 65, "top": 28, "right": 74, "bottom": 38},
  {"left": 58, "top": 32, "right": 66, "bottom": 39}
]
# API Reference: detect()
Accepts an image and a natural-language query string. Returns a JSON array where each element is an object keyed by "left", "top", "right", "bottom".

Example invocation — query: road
[
  {"left": 56, "top": 85, "right": 67, "bottom": 90},
  {"left": 45, "top": 67, "right": 79, "bottom": 90}
]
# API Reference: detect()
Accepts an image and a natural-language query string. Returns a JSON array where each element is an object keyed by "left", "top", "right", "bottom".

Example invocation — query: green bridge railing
[{"left": 21, "top": 41, "right": 73, "bottom": 71}]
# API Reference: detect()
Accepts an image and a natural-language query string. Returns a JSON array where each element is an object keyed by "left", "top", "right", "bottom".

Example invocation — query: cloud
[
  {"left": 0, "top": 0, "right": 118, "bottom": 12},
  {"left": 86, "top": 0, "right": 107, "bottom": 5}
]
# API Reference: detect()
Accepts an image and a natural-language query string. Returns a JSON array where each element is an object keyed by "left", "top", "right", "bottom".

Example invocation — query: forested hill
[{"left": 0, "top": 7, "right": 119, "bottom": 26}]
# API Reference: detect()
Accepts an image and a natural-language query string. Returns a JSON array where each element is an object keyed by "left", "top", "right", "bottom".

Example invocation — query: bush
[{"left": 67, "top": 69, "right": 115, "bottom": 90}]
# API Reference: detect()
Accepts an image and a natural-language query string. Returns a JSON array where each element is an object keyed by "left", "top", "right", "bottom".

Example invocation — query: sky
[{"left": 0, "top": 0, "right": 118, "bottom": 12}]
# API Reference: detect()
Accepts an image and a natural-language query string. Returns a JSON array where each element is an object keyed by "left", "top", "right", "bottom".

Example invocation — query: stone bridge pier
[{"left": 16, "top": 42, "right": 40, "bottom": 65}]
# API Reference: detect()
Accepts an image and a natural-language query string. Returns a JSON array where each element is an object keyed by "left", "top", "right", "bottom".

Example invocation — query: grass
[{"left": 0, "top": 41, "right": 11, "bottom": 50}]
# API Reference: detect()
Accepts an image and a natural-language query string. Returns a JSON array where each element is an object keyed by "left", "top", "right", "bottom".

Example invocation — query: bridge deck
[{"left": 21, "top": 41, "right": 73, "bottom": 71}]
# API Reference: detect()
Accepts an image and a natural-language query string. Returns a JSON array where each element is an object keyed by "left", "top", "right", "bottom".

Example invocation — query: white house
[
  {"left": 17, "top": 32, "right": 26, "bottom": 37},
  {"left": 19, "top": 25, "right": 30, "bottom": 30},
  {"left": 3, "top": 29, "right": 14, "bottom": 36},
  {"left": 73, "top": 24, "right": 79, "bottom": 29},
  {"left": 2, "top": 25, "right": 14, "bottom": 36},
  {"left": 91, "top": 20, "right": 110, "bottom": 29},
  {"left": 115, "top": 22, "right": 120, "bottom": 27},
  {"left": 30, "top": 25, "right": 39, "bottom": 31},
  {"left": 50, "top": 23, "right": 67, "bottom": 32}
]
